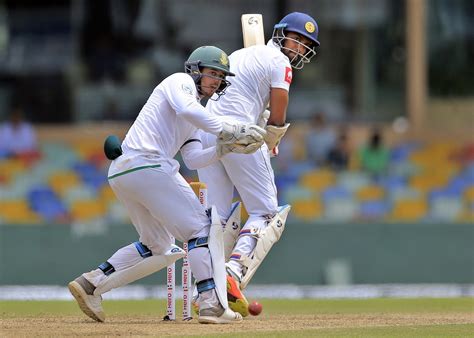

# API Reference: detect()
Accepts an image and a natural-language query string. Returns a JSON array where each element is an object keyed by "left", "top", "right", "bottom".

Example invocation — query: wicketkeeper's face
[{"left": 200, "top": 68, "right": 226, "bottom": 97}]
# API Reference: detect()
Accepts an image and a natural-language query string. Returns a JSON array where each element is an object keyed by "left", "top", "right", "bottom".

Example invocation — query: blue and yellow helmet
[
  {"left": 272, "top": 12, "right": 320, "bottom": 69},
  {"left": 275, "top": 12, "right": 320, "bottom": 47}
]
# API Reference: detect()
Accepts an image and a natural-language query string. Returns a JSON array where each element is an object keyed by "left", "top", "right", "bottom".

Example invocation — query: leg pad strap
[
  {"left": 98, "top": 261, "right": 115, "bottom": 276},
  {"left": 188, "top": 236, "right": 209, "bottom": 251},
  {"left": 196, "top": 278, "right": 215, "bottom": 293},
  {"left": 134, "top": 241, "right": 152, "bottom": 258}
]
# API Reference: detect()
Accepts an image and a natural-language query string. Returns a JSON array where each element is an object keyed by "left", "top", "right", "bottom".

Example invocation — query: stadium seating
[
  {"left": 70, "top": 199, "right": 107, "bottom": 222},
  {"left": 0, "top": 137, "right": 472, "bottom": 225},
  {"left": 0, "top": 200, "right": 41, "bottom": 224},
  {"left": 359, "top": 200, "right": 391, "bottom": 220},
  {"left": 300, "top": 169, "right": 335, "bottom": 192},
  {"left": 390, "top": 197, "right": 428, "bottom": 221}
]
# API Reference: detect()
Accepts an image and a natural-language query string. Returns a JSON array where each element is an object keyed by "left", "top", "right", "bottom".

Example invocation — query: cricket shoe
[
  {"left": 198, "top": 305, "right": 243, "bottom": 324},
  {"left": 68, "top": 276, "right": 105, "bottom": 322},
  {"left": 226, "top": 268, "right": 249, "bottom": 317}
]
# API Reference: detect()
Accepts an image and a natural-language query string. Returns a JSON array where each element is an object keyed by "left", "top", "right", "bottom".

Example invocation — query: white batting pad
[
  {"left": 223, "top": 201, "right": 242, "bottom": 261},
  {"left": 240, "top": 204, "right": 291, "bottom": 289},
  {"left": 208, "top": 205, "right": 228, "bottom": 309}
]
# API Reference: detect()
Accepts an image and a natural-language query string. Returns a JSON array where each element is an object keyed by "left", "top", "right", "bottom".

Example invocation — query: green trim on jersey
[{"left": 107, "top": 164, "right": 162, "bottom": 180}]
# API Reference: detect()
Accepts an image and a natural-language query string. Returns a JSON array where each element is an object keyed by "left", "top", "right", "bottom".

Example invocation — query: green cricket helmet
[{"left": 184, "top": 46, "right": 234, "bottom": 100}]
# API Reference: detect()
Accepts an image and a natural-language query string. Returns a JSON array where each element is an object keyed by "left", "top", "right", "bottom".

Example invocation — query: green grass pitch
[{"left": 1, "top": 298, "right": 473, "bottom": 337}]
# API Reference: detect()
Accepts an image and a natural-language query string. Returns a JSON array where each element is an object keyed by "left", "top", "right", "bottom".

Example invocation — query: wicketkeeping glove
[
  {"left": 216, "top": 139, "right": 264, "bottom": 157},
  {"left": 218, "top": 122, "right": 266, "bottom": 145}
]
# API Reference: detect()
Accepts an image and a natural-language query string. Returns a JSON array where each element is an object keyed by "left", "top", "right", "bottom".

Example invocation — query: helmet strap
[{"left": 185, "top": 61, "right": 204, "bottom": 95}]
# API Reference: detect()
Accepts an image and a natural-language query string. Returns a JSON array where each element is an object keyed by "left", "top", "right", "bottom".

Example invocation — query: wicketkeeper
[{"left": 68, "top": 46, "right": 265, "bottom": 324}]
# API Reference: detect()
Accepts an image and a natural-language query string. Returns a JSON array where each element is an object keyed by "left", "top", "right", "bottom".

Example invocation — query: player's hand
[
  {"left": 217, "top": 140, "right": 264, "bottom": 157},
  {"left": 219, "top": 122, "right": 266, "bottom": 145}
]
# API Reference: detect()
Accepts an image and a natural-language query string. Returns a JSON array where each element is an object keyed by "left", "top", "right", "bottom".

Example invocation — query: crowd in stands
[
  {"left": 272, "top": 113, "right": 474, "bottom": 224},
  {"left": 0, "top": 113, "right": 473, "bottom": 225},
  {"left": 0, "top": 106, "right": 40, "bottom": 160}
]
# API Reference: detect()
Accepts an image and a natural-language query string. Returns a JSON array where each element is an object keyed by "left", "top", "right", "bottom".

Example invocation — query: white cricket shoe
[
  {"left": 198, "top": 306, "right": 243, "bottom": 324},
  {"left": 68, "top": 276, "right": 105, "bottom": 322}
]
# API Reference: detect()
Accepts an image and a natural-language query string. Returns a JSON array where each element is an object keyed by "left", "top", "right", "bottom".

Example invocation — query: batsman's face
[
  {"left": 200, "top": 68, "right": 225, "bottom": 97},
  {"left": 283, "top": 32, "right": 313, "bottom": 60}
]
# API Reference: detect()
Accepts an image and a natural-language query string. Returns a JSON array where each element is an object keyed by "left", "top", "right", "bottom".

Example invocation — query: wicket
[{"left": 164, "top": 182, "right": 208, "bottom": 321}]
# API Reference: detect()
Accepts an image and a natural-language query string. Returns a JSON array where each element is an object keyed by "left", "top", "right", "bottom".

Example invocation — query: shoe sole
[
  {"left": 68, "top": 281, "right": 105, "bottom": 322},
  {"left": 198, "top": 315, "right": 243, "bottom": 324},
  {"left": 226, "top": 276, "right": 249, "bottom": 317}
]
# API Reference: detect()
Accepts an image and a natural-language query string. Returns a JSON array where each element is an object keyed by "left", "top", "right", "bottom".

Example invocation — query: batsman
[
  {"left": 197, "top": 12, "right": 320, "bottom": 317},
  {"left": 68, "top": 45, "right": 265, "bottom": 324}
]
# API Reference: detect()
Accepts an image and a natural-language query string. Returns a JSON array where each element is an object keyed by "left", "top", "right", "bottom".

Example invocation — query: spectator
[
  {"left": 358, "top": 128, "right": 389, "bottom": 179},
  {"left": 326, "top": 128, "right": 350, "bottom": 171},
  {"left": 0, "top": 105, "right": 38, "bottom": 158},
  {"left": 305, "top": 112, "right": 337, "bottom": 166}
]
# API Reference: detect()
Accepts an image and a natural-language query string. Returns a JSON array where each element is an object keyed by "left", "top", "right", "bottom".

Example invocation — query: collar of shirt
[{"left": 266, "top": 39, "right": 279, "bottom": 49}]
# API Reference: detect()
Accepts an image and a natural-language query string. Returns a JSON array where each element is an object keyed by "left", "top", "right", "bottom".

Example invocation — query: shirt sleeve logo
[
  {"left": 181, "top": 83, "right": 194, "bottom": 96},
  {"left": 285, "top": 67, "right": 292, "bottom": 84}
]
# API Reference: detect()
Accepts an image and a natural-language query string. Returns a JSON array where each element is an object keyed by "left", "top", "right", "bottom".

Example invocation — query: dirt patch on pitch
[{"left": 2, "top": 313, "right": 473, "bottom": 336}]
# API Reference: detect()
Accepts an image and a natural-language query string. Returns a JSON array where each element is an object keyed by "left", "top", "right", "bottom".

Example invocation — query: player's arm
[
  {"left": 163, "top": 74, "right": 223, "bottom": 135},
  {"left": 166, "top": 75, "right": 266, "bottom": 143},
  {"left": 264, "top": 87, "right": 290, "bottom": 151},
  {"left": 262, "top": 58, "right": 292, "bottom": 151},
  {"left": 180, "top": 138, "right": 220, "bottom": 170},
  {"left": 268, "top": 87, "right": 288, "bottom": 126},
  {"left": 181, "top": 131, "right": 265, "bottom": 170}
]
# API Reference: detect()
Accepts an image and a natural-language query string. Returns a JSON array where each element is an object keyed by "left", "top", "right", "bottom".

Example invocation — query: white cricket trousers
[
  {"left": 198, "top": 134, "right": 279, "bottom": 278},
  {"left": 104, "top": 154, "right": 213, "bottom": 284}
]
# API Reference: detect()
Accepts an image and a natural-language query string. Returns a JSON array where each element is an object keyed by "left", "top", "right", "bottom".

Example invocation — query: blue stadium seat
[
  {"left": 359, "top": 200, "right": 391, "bottom": 219},
  {"left": 72, "top": 161, "right": 108, "bottom": 190},
  {"left": 28, "top": 186, "right": 68, "bottom": 221},
  {"left": 82, "top": 171, "right": 108, "bottom": 190},
  {"left": 72, "top": 162, "right": 99, "bottom": 176},
  {"left": 389, "top": 142, "right": 420, "bottom": 162},
  {"left": 28, "top": 186, "right": 57, "bottom": 202},
  {"left": 446, "top": 175, "right": 470, "bottom": 194},
  {"left": 322, "top": 186, "right": 351, "bottom": 202},
  {"left": 379, "top": 175, "right": 407, "bottom": 193},
  {"left": 33, "top": 199, "right": 69, "bottom": 221}
]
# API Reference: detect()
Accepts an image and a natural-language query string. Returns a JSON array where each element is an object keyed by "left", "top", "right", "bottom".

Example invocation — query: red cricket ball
[{"left": 248, "top": 300, "right": 263, "bottom": 316}]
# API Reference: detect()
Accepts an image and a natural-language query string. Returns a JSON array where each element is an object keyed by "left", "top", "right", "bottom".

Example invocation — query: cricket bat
[
  {"left": 241, "top": 14, "right": 265, "bottom": 48},
  {"left": 241, "top": 14, "right": 280, "bottom": 156}
]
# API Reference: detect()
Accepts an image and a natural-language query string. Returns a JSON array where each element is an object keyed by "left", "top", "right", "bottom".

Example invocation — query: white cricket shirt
[
  {"left": 206, "top": 40, "right": 292, "bottom": 124},
  {"left": 122, "top": 73, "right": 223, "bottom": 159}
]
